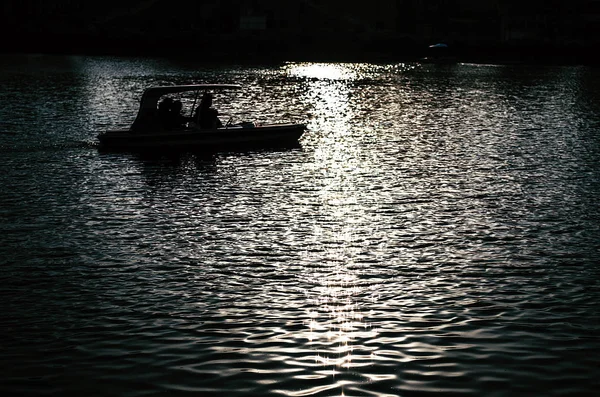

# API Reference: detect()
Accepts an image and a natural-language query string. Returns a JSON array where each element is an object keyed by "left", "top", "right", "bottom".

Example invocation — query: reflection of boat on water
[
  {"left": 419, "top": 56, "right": 458, "bottom": 64},
  {"left": 420, "top": 43, "right": 457, "bottom": 64},
  {"left": 97, "top": 84, "right": 307, "bottom": 152}
]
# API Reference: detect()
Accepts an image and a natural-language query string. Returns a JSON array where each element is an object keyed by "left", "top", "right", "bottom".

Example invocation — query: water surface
[{"left": 1, "top": 55, "right": 600, "bottom": 396}]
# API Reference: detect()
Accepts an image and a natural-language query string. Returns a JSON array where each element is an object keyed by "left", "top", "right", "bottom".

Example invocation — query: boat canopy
[{"left": 138, "top": 84, "right": 242, "bottom": 110}]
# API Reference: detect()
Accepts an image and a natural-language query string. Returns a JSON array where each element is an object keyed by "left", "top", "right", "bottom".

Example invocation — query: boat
[
  {"left": 97, "top": 84, "right": 307, "bottom": 151},
  {"left": 419, "top": 43, "right": 457, "bottom": 64}
]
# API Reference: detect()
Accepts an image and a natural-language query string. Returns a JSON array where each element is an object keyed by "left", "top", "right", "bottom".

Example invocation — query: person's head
[
  {"left": 200, "top": 93, "right": 213, "bottom": 108},
  {"left": 159, "top": 97, "right": 173, "bottom": 110},
  {"left": 172, "top": 99, "right": 183, "bottom": 112}
]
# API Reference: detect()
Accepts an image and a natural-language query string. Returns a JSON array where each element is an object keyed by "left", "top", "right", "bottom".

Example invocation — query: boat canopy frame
[{"left": 138, "top": 84, "right": 242, "bottom": 110}]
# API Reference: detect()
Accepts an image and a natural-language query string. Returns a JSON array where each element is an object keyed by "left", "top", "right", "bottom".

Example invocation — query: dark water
[{"left": 1, "top": 54, "right": 600, "bottom": 396}]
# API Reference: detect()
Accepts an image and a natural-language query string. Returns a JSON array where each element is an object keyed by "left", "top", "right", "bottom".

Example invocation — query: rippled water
[{"left": 1, "top": 54, "right": 600, "bottom": 396}]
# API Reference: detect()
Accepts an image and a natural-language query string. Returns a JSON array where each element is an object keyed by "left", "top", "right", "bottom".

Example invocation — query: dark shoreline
[{"left": 2, "top": 35, "right": 598, "bottom": 66}]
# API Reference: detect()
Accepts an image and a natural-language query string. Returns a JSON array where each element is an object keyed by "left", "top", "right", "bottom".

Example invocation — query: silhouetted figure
[
  {"left": 194, "top": 93, "right": 222, "bottom": 129},
  {"left": 169, "top": 99, "right": 190, "bottom": 128},
  {"left": 158, "top": 97, "right": 174, "bottom": 128}
]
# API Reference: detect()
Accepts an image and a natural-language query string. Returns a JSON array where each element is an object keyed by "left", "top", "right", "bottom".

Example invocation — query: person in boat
[
  {"left": 169, "top": 99, "right": 191, "bottom": 128},
  {"left": 194, "top": 92, "right": 222, "bottom": 129},
  {"left": 158, "top": 97, "right": 174, "bottom": 128}
]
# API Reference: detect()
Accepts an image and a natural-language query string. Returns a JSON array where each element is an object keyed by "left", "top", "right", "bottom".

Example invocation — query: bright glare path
[
  {"left": 288, "top": 62, "right": 387, "bottom": 380},
  {"left": 284, "top": 62, "right": 413, "bottom": 81},
  {"left": 285, "top": 63, "right": 359, "bottom": 81}
]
